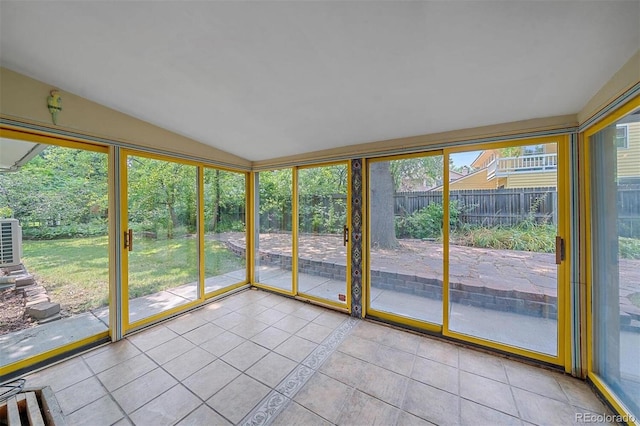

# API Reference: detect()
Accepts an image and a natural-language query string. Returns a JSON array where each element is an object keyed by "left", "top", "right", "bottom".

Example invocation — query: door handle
[
  {"left": 343, "top": 225, "right": 349, "bottom": 246},
  {"left": 124, "top": 229, "right": 133, "bottom": 251},
  {"left": 555, "top": 236, "right": 564, "bottom": 265}
]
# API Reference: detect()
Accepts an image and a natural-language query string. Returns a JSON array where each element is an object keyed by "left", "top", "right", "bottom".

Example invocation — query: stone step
[
  {"left": 25, "top": 295, "right": 52, "bottom": 309},
  {"left": 27, "top": 302, "right": 61, "bottom": 320},
  {"left": 15, "top": 275, "right": 36, "bottom": 287},
  {"left": 25, "top": 285, "right": 47, "bottom": 298},
  {"left": 38, "top": 313, "right": 62, "bottom": 324},
  {"left": 2, "top": 264, "right": 26, "bottom": 273}
]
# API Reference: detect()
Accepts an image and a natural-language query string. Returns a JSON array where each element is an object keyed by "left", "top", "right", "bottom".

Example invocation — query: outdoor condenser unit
[{"left": 0, "top": 219, "right": 22, "bottom": 267}]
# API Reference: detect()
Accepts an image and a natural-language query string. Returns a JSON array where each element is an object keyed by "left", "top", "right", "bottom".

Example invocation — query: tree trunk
[
  {"left": 211, "top": 169, "right": 220, "bottom": 232},
  {"left": 370, "top": 161, "right": 398, "bottom": 248}
]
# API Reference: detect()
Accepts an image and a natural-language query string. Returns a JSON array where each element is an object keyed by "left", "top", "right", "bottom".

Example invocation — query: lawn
[{"left": 22, "top": 235, "right": 246, "bottom": 313}]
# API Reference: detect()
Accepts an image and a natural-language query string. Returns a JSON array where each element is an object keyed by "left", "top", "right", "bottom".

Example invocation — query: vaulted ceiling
[{"left": 1, "top": 1, "right": 638, "bottom": 161}]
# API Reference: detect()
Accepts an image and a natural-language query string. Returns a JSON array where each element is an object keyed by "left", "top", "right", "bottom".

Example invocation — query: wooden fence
[{"left": 256, "top": 186, "right": 640, "bottom": 236}]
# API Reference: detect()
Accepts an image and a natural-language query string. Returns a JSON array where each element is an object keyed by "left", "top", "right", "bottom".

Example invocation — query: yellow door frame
[
  {"left": 362, "top": 136, "right": 571, "bottom": 369},
  {"left": 119, "top": 149, "right": 249, "bottom": 334},
  {"left": 252, "top": 161, "right": 352, "bottom": 313},
  {"left": 442, "top": 135, "right": 571, "bottom": 370},
  {"left": 0, "top": 127, "right": 110, "bottom": 378},
  {"left": 582, "top": 95, "right": 640, "bottom": 424}
]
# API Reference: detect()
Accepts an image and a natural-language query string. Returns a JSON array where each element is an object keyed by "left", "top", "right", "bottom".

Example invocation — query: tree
[{"left": 370, "top": 161, "right": 398, "bottom": 248}]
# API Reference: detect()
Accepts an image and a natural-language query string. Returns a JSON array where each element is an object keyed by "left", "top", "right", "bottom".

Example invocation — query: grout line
[{"left": 240, "top": 316, "right": 358, "bottom": 426}]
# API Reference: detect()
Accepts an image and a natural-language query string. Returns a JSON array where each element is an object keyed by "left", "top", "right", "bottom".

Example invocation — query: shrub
[{"left": 395, "top": 201, "right": 461, "bottom": 240}]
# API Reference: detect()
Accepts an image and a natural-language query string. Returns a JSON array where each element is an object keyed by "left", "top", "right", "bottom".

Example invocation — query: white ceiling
[{"left": 1, "top": 1, "right": 639, "bottom": 162}]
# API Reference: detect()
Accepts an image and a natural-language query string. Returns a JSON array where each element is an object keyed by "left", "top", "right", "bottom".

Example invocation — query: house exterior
[{"left": 448, "top": 124, "right": 640, "bottom": 190}]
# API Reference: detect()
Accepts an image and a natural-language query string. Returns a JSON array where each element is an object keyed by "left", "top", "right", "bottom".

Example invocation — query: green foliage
[
  {"left": 23, "top": 220, "right": 107, "bottom": 240},
  {"left": 619, "top": 237, "right": 640, "bottom": 259},
  {"left": 452, "top": 222, "right": 557, "bottom": 253},
  {"left": 0, "top": 206, "right": 12, "bottom": 218},
  {"left": 395, "top": 201, "right": 461, "bottom": 239}
]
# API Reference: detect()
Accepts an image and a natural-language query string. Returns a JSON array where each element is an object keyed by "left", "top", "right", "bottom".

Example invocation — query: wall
[
  {"left": 0, "top": 68, "right": 251, "bottom": 169},
  {"left": 618, "top": 121, "right": 640, "bottom": 179}
]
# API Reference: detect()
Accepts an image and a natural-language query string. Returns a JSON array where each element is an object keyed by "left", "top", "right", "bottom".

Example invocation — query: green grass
[{"left": 22, "top": 236, "right": 245, "bottom": 313}]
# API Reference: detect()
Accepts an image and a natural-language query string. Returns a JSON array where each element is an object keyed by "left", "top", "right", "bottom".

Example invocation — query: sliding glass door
[{"left": 446, "top": 140, "right": 564, "bottom": 359}]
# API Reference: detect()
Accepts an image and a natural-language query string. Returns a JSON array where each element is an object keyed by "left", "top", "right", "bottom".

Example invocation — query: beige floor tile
[
  {"left": 403, "top": 379, "right": 460, "bottom": 426},
  {"left": 272, "top": 402, "right": 332, "bottom": 426},
  {"left": 182, "top": 322, "right": 225, "bottom": 345},
  {"left": 254, "top": 308, "right": 289, "bottom": 325},
  {"left": 313, "top": 311, "right": 347, "bottom": 328},
  {"left": 182, "top": 359, "right": 240, "bottom": 400},
  {"left": 416, "top": 337, "right": 459, "bottom": 367},
  {"left": 56, "top": 376, "right": 107, "bottom": 415},
  {"left": 460, "top": 398, "right": 521, "bottom": 426},
  {"left": 458, "top": 348, "right": 508, "bottom": 383},
  {"left": 336, "top": 390, "right": 401, "bottom": 425},
  {"left": 84, "top": 339, "right": 142, "bottom": 374},
  {"left": 555, "top": 374, "right": 611, "bottom": 413},
  {"left": 164, "top": 312, "right": 208, "bottom": 335},
  {"left": 274, "top": 335, "right": 319, "bottom": 362},
  {"left": 221, "top": 340, "right": 269, "bottom": 371},
  {"left": 290, "top": 305, "right": 324, "bottom": 321},
  {"left": 207, "top": 374, "right": 271, "bottom": 424},
  {"left": 504, "top": 362, "right": 567, "bottom": 402},
  {"left": 512, "top": 387, "right": 587, "bottom": 425},
  {"left": 357, "top": 362, "right": 409, "bottom": 407},
  {"left": 162, "top": 346, "right": 216, "bottom": 380},
  {"left": 199, "top": 330, "right": 245, "bottom": 357},
  {"left": 246, "top": 352, "right": 298, "bottom": 387},
  {"left": 259, "top": 294, "right": 292, "bottom": 308},
  {"left": 112, "top": 417, "right": 133, "bottom": 426},
  {"left": 319, "top": 351, "right": 369, "bottom": 388},
  {"left": 25, "top": 357, "right": 93, "bottom": 392},
  {"left": 126, "top": 325, "right": 179, "bottom": 352},
  {"left": 176, "top": 404, "right": 232, "bottom": 426},
  {"left": 272, "top": 299, "right": 303, "bottom": 314},
  {"left": 197, "top": 304, "right": 232, "bottom": 322},
  {"left": 378, "top": 328, "right": 421, "bottom": 354},
  {"left": 374, "top": 344, "right": 416, "bottom": 376},
  {"left": 112, "top": 368, "right": 177, "bottom": 413},
  {"left": 65, "top": 395, "right": 124, "bottom": 426},
  {"left": 273, "top": 314, "right": 308, "bottom": 334},
  {"left": 129, "top": 384, "right": 200, "bottom": 426},
  {"left": 236, "top": 303, "right": 269, "bottom": 317},
  {"left": 230, "top": 319, "right": 269, "bottom": 339},
  {"left": 411, "top": 356, "right": 458, "bottom": 394},
  {"left": 296, "top": 322, "right": 334, "bottom": 343},
  {"left": 146, "top": 336, "right": 195, "bottom": 365},
  {"left": 395, "top": 410, "right": 437, "bottom": 426},
  {"left": 294, "top": 373, "right": 354, "bottom": 423},
  {"left": 351, "top": 320, "right": 390, "bottom": 342},
  {"left": 251, "top": 326, "right": 291, "bottom": 350},
  {"left": 97, "top": 353, "right": 157, "bottom": 392},
  {"left": 212, "top": 311, "right": 250, "bottom": 329},
  {"left": 337, "top": 334, "right": 380, "bottom": 363},
  {"left": 459, "top": 370, "right": 518, "bottom": 417}
]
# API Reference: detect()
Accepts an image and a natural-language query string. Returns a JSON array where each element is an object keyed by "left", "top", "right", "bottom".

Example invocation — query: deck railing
[{"left": 491, "top": 153, "right": 558, "bottom": 176}]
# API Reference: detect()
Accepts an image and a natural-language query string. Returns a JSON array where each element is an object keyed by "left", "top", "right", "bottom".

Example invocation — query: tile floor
[{"left": 22, "top": 289, "right": 616, "bottom": 426}]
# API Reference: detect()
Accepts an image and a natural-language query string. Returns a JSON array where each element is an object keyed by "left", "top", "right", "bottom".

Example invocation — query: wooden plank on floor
[
  {"left": 25, "top": 392, "right": 45, "bottom": 426},
  {"left": 5, "top": 396, "right": 20, "bottom": 426}
]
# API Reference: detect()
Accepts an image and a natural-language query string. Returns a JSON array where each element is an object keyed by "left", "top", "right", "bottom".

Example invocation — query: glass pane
[
  {"left": 0, "top": 142, "right": 109, "bottom": 367},
  {"left": 369, "top": 155, "right": 444, "bottom": 324},
  {"left": 448, "top": 144, "right": 558, "bottom": 355},
  {"left": 203, "top": 168, "right": 247, "bottom": 294},
  {"left": 591, "top": 109, "right": 640, "bottom": 417},
  {"left": 126, "top": 155, "right": 198, "bottom": 323},
  {"left": 255, "top": 169, "right": 293, "bottom": 291},
  {"left": 298, "top": 164, "right": 348, "bottom": 304}
]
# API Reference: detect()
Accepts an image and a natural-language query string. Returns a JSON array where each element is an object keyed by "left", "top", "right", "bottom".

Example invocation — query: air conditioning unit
[{"left": 0, "top": 219, "right": 22, "bottom": 267}]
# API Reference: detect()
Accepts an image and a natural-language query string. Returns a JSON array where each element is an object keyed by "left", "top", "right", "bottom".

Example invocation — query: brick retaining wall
[{"left": 225, "top": 239, "right": 557, "bottom": 319}]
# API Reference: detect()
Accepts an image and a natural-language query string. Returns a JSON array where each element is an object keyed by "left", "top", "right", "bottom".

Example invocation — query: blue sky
[{"left": 450, "top": 151, "right": 481, "bottom": 168}]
